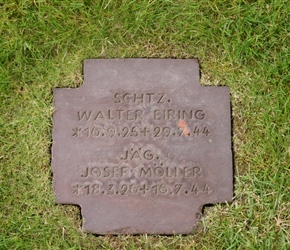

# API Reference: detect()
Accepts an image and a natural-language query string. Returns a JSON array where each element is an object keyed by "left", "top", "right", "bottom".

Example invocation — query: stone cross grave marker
[{"left": 52, "top": 59, "right": 233, "bottom": 234}]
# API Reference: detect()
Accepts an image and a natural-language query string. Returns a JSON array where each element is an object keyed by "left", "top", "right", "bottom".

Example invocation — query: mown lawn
[{"left": 0, "top": 0, "right": 289, "bottom": 249}]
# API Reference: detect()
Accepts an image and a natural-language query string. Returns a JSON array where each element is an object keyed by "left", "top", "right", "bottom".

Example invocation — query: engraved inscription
[
  {"left": 80, "top": 166, "right": 129, "bottom": 178},
  {"left": 72, "top": 125, "right": 211, "bottom": 138},
  {"left": 79, "top": 165, "right": 203, "bottom": 179},
  {"left": 72, "top": 144, "right": 209, "bottom": 197},
  {"left": 77, "top": 109, "right": 205, "bottom": 121},
  {"left": 139, "top": 166, "right": 202, "bottom": 178},
  {"left": 71, "top": 93, "right": 212, "bottom": 143},
  {"left": 78, "top": 110, "right": 144, "bottom": 121},
  {"left": 70, "top": 93, "right": 212, "bottom": 198},
  {"left": 72, "top": 181, "right": 213, "bottom": 196},
  {"left": 120, "top": 148, "right": 155, "bottom": 161},
  {"left": 114, "top": 93, "right": 168, "bottom": 104},
  {"left": 153, "top": 109, "right": 205, "bottom": 120}
]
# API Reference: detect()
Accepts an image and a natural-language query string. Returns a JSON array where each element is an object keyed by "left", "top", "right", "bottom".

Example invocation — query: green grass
[{"left": 0, "top": 0, "right": 289, "bottom": 249}]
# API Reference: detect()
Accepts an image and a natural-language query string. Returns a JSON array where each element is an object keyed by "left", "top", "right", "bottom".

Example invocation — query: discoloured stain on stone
[{"left": 178, "top": 119, "right": 191, "bottom": 137}]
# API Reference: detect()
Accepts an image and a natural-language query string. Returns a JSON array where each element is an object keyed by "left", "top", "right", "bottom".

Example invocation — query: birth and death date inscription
[{"left": 72, "top": 182, "right": 213, "bottom": 197}]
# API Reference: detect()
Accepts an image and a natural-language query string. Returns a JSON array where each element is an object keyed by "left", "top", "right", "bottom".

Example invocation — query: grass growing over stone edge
[{"left": 0, "top": 0, "right": 289, "bottom": 249}]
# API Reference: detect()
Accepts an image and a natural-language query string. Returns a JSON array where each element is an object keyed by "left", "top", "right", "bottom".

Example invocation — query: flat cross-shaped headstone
[{"left": 52, "top": 59, "right": 233, "bottom": 234}]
